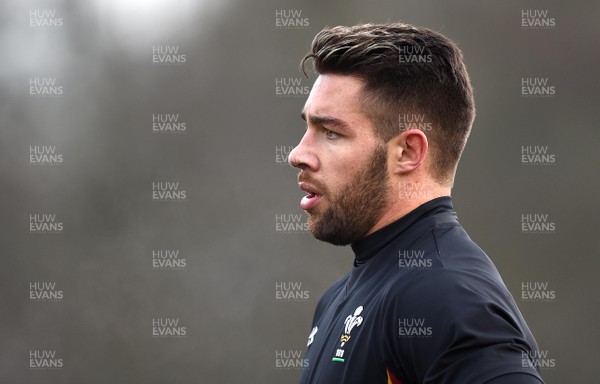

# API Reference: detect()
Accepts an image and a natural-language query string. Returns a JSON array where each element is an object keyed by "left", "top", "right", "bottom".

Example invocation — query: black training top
[{"left": 299, "top": 197, "right": 543, "bottom": 384}]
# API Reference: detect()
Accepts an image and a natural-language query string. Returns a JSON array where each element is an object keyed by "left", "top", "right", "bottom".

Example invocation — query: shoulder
[
  {"left": 384, "top": 267, "right": 515, "bottom": 325},
  {"left": 380, "top": 269, "right": 541, "bottom": 383}
]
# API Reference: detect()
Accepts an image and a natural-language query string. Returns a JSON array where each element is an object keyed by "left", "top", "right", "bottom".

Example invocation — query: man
[{"left": 288, "top": 23, "right": 543, "bottom": 384}]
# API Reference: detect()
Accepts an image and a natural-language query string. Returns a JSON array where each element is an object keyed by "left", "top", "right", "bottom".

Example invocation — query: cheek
[
  {"left": 320, "top": 132, "right": 381, "bottom": 182},
  {"left": 323, "top": 152, "right": 366, "bottom": 188}
]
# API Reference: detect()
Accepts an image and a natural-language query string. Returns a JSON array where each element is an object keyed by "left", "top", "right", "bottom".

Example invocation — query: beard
[{"left": 305, "top": 145, "right": 390, "bottom": 246}]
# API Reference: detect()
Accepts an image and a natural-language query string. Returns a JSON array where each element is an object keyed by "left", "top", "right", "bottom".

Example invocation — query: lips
[{"left": 298, "top": 182, "right": 324, "bottom": 211}]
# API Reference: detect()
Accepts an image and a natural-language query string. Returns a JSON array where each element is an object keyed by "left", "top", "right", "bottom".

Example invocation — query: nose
[{"left": 288, "top": 130, "right": 319, "bottom": 171}]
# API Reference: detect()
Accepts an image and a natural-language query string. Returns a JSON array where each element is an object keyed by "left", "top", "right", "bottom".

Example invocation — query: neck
[{"left": 365, "top": 184, "right": 450, "bottom": 236}]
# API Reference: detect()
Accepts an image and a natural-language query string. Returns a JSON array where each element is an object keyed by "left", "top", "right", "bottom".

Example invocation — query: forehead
[{"left": 302, "top": 74, "right": 366, "bottom": 122}]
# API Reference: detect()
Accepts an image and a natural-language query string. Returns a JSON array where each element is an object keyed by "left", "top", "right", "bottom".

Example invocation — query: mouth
[{"left": 299, "top": 182, "right": 324, "bottom": 211}]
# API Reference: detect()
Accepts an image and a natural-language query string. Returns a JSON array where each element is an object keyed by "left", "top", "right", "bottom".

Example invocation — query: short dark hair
[{"left": 301, "top": 23, "right": 475, "bottom": 185}]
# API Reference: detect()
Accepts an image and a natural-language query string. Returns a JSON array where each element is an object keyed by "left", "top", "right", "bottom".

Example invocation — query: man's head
[{"left": 289, "top": 22, "right": 475, "bottom": 245}]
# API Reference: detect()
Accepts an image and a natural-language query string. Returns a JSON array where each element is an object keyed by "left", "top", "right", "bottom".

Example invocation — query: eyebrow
[{"left": 300, "top": 111, "right": 352, "bottom": 132}]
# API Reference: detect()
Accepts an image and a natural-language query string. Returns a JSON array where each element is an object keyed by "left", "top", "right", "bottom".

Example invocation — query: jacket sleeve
[{"left": 383, "top": 269, "right": 544, "bottom": 384}]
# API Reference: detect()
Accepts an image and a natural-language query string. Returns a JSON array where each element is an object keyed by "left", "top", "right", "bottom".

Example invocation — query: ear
[{"left": 387, "top": 129, "right": 428, "bottom": 175}]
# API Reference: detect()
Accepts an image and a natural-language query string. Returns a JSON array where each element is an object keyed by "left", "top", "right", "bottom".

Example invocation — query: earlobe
[{"left": 388, "top": 130, "right": 428, "bottom": 175}]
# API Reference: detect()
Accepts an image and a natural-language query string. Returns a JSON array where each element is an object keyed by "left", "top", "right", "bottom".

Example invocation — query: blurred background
[{"left": 1, "top": 0, "right": 598, "bottom": 382}]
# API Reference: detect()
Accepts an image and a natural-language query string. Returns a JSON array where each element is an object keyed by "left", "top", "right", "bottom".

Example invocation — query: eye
[{"left": 325, "top": 129, "right": 339, "bottom": 140}]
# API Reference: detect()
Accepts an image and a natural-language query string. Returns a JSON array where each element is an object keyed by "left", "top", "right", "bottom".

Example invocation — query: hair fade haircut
[{"left": 301, "top": 22, "right": 476, "bottom": 185}]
